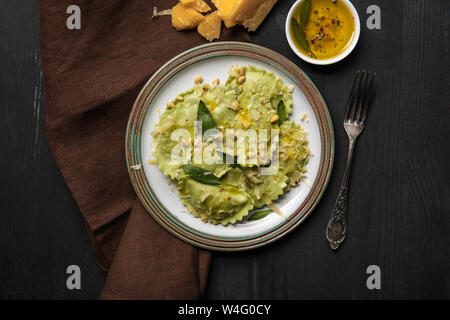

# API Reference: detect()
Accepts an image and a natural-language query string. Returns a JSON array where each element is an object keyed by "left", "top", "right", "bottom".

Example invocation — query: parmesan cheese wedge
[
  {"left": 197, "top": 11, "right": 222, "bottom": 42},
  {"left": 179, "top": 0, "right": 211, "bottom": 13},
  {"left": 212, "top": 0, "right": 278, "bottom": 31},
  {"left": 171, "top": 2, "right": 205, "bottom": 30}
]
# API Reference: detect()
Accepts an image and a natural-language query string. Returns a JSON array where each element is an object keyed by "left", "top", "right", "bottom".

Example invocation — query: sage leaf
[
  {"left": 182, "top": 165, "right": 221, "bottom": 185},
  {"left": 291, "top": 18, "right": 315, "bottom": 57},
  {"left": 277, "top": 100, "right": 286, "bottom": 125},
  {"left": 197, "top": 100, "right": 216, "bottom": 134},
  {"left": 217, "top": 150, "right": 242, "bottom": 169},
  {"left": 248, "top": 209, "right": 272, "bottom": 221},
  {"left": 299, "top": 0, "right": 312, "bottom": 27}
]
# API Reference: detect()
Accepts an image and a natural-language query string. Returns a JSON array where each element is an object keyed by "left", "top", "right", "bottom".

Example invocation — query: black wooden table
[{"left": 1, "top": 0, "right": 449, "bottom": 299}]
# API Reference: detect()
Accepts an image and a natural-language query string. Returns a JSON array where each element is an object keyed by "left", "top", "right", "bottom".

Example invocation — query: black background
[{"left": 1, "top": 0, "right": 449, "bottom": 299}]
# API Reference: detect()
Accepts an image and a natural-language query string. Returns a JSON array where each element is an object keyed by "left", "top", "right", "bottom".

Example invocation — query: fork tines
[{"left": 344, "top": 70, "right": 375, "bottom": 125}]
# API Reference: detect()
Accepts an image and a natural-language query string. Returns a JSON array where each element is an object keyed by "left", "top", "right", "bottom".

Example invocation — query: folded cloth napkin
[{"left": 38, "top": 0, "right": 251, "bottom": 299}]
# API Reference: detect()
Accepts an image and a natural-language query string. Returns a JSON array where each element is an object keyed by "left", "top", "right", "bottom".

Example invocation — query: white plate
[{"left": 126, "top": 42, "right": 334, "bottom": 251}]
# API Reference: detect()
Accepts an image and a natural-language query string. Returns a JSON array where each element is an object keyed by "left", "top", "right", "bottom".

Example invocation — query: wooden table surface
[{"left": 1, "top": 0, "right": 449, "bottom": 299}]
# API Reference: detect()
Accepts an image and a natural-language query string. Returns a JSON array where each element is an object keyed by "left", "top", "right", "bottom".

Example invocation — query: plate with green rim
[{"left": 125, "top": 42, "right": 334, "bottom": 251}]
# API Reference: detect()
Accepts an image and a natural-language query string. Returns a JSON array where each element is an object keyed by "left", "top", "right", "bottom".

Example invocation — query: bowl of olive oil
[{"left": 285, "top": 0, "right": 360, "bottom": 65}]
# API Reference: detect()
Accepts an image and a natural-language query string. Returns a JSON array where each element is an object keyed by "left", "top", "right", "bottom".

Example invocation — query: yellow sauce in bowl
[{"left": 291, "top": 0, "right": 356, "bottom": 60}]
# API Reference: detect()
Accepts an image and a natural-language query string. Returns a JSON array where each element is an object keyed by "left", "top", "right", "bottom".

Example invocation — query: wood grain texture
[
  {"left": 205, "top": 0, "right": 450, "bottom": 299},
  {"left": 0, "top": 0, "right": 104, "bottom": 299},
  {"left": 0, "top": 0, "right": 449, "bottom": 299}
]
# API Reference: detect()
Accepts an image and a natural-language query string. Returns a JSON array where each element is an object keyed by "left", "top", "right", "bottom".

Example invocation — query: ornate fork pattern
[{"left": 326, "top": 71, "right": 375, "bottom": 250}]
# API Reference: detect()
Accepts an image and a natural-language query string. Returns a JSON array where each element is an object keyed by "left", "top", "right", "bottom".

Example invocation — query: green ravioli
[{"left": 151, "top": 65, "right": 310, "bottom": 225}]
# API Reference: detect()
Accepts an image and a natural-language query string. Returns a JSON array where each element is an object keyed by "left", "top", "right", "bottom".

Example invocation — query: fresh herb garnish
[
  {"left": 217, "top": 151, "right": 242, "bottom": 169},
  {"left": 277, "top": 100, "right": 286, "bottom": 125},
  {"left": 197, "top": 100, "right": 216, "bottom": 134},
  {"left": 299, "top": 0, "right": 312, "bottom": 27},
  {"left": 291, "top": 18, "right": 315, "bottom": 58},
  {"left": 248, "top": 209, "right": 272, "bottom": 221},
  {"left": 300, "top": 157, "right": 309, "bottom": 168},
  {"left": 182, "top": 165, "right": 221, "bottom": 185},
  {"left": 291, "top": 0, "right": 316, "bottom": 58}
]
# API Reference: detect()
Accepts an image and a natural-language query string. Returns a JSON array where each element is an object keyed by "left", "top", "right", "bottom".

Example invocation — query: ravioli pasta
[{"left": 152, "top": 65, "right": 310, "bottom": 225}]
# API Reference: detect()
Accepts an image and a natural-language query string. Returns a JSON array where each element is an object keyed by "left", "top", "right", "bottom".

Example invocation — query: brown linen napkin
[{"left": 38, "top": 0, "right": 251, "bottom": 299}]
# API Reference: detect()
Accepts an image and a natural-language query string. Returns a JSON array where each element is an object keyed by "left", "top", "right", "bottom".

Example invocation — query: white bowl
[{"left": 285, "top": 0, "right": 361, "bottom": 65}]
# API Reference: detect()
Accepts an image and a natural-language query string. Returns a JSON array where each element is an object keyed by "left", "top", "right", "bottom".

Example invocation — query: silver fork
[{"left": 326, "top": 71, "right": 375, "bottom": 250}]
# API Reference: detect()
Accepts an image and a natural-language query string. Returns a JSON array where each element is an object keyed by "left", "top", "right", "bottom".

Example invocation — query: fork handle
[{"left": 326, "top": 138, "right": 356, "bottom": 250}]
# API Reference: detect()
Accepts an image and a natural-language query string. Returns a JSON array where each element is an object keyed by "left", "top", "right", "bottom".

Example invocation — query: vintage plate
[{"left": 125, "top": 42, "right": 334, "bottom": 251}]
